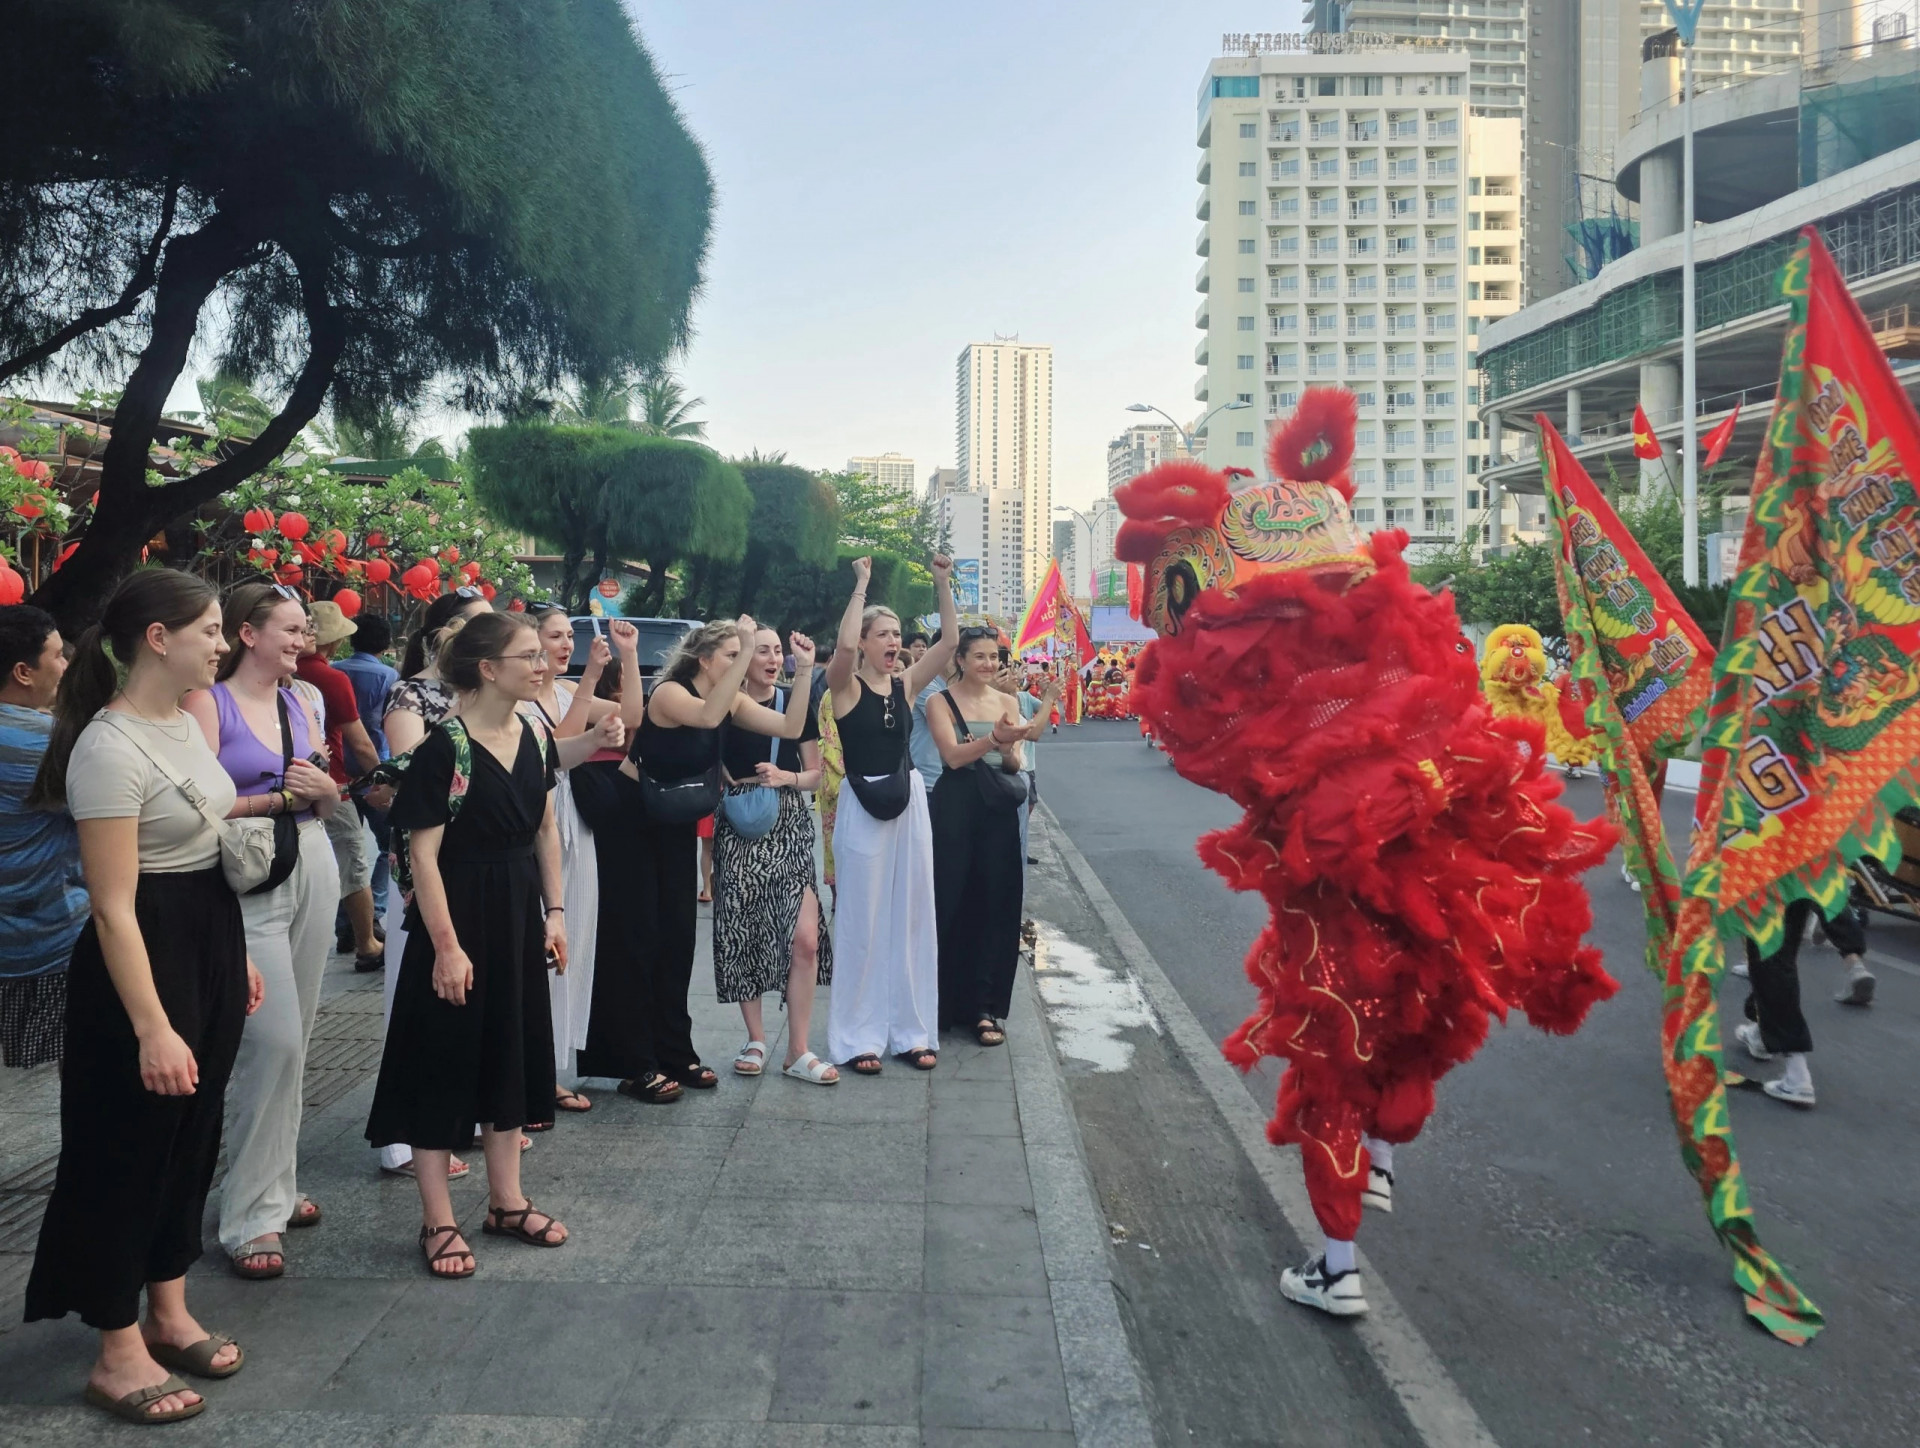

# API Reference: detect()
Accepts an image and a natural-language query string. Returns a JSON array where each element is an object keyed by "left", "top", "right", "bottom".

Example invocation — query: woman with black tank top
[
  {"left": 823, "top": 555, "right": 958, "bottom": 1075},
  {"left": 575, "top": 616, "right": 814, "bottom": 1102}
]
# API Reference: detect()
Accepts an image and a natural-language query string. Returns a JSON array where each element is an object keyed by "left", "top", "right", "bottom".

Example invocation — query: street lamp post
[
  {"left": 1124, "top": 398, "right": 1251, "bottom": 456},
  {"left": 1053, "top": 502, "right": 1095, "bottom": 601}
]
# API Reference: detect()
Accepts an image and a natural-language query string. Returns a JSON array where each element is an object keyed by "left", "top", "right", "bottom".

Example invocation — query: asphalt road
[{"left": 1039, "top": 719, "right": 1920, "bottom": 1448}]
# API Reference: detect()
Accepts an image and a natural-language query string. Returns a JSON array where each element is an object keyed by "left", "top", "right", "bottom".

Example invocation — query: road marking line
[{"left": 1036, "top": 801, "right": 1502, "bottom": 1448}]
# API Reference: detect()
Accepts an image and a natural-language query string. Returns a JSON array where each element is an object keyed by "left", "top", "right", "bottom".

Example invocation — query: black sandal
[
  {"left": 894, "top": 1048, "right": 939, "bottom": 1071},
  {"left": 419, "top": 1224, "right": 475, "bottom": 1279},
  {"left": 675, "top": 1063, "right": 719, "bottom": 1090},
  {"left": 617, "top": 1072, "right": 684, "bottom": 1104},
  {"left": 973, "top": 1018, "right": 1006, "bottom": 1047},
  {"left": 847, "top": 1053, "right": 883, "bottom": 1076},
  {"left": 482, "top": 1200, "right": 568, "bottom": 1248}
]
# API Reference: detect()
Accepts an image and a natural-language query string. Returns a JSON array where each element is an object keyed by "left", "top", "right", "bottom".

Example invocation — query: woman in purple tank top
[{"left": 182, "top": 584, "right": 342, "bottom": 1283}]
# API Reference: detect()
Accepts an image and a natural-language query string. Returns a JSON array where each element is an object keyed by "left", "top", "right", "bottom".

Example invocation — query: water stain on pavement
[{"left": 1029, "top": 921, "right": 1160, "bottom": 1070}]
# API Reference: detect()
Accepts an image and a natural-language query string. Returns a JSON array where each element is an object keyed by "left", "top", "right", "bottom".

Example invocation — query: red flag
[
  {"left": 1012, "top": 559, "right": 1064, "bottom": 654},
  {"left": 1701, "top": 403, "right": 1740, "bottom": 468},
  {"left": 1125, "top": 563, "right": 1144, "bottom": 621},
  {"left": 1632, "top": 404, "right": 1662, "bottom": 459}
]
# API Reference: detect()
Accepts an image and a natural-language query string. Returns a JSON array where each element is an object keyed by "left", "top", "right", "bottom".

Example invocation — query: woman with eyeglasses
[
  {"left": 926, "top": 627, "right": 1030, "bottom": 1048},
  {"left": 366, "top": 611, "right": 571, "bottom": 1278},
  {"left": 181, "top": 583, "right": 343, "bottom": 1282},
  {"left": 521, "top": 606, "right": 626, "bottom": 1119},
  {"left": 369, "top": 589, "right": 493, "bottom": 1180},
  {"left": 714, "top": 626, "right": 835, "bottom": 1084},
  {"left": 823, "top": 555, "right": 957, "bottom": 1075},
  {"left": 576, "top": 617, "right": 814, "bottom": 1102}
]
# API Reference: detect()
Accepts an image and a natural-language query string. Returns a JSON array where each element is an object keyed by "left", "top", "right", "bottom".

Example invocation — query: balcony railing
[
  {"left": 1389, "top": 160, "right": 1418, "bottom": 179},
  {"left": 1309, "top": 278, "right": 1339, "bottom": 296},
  {"left": 1347, "top": 354, "right": 1377, "bottom": 374},
  {"left": 1427, "top": 160, "right": 1458, "bottom": 180},
  {"left": 1425, "top": 357, "right": 1457, "bottom": 376},
  {"left": 1425, "top": 316, "right": 1455, "bottom": 335},
  {"left": 1426, "top": 121, "right": 1458, "bottom": 141},
  {"left": 1310, "top": 200, "right": 1340, "bottom": 219},
  {"left": 1389, "top": 121, "right": 1418, "bottom": 140},
  {"left": 1272, "top": 124, "right": 1300, "bottom": 142},
  {"left": 1386, "top": 357, "right": 1417, "bottom": 376},
  {"left": 1387, "top": 278, "right": 1417, "bottom": 297},
  {"left": 1310, "top": 239, "right": 1340, "bottom": 258},
  {"left": 1427, "top": 240, "right": 1458, "bottom": 258},
  {"left": 1347, "top": 281, "right": 1378, "bottom": 298},
  {"left": 1349, "top": 122, "right": 1380, "bottom": 142},
  {"left": 1347, "top": 319, "right": 1377, "bottom": 335},
  {"left": 1311, "top": 162, "right": 1340, "bottom": 181},
  {"left": 1310, "top": 123, "right": 1340, "bottom": 141},
  {"left": 1273, "top": 160, "right": 1300, "bottom": 179},
  {"left": 1307, "top": 358, "right": 1339, "bottom": 376}
]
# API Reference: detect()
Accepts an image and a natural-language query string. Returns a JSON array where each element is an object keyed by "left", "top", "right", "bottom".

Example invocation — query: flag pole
[{"left": 1681, "top": 37, "right": 1700, "bottom": 584}]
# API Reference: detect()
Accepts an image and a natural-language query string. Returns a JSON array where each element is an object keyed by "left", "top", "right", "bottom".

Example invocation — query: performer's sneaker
[
  {"left": 1361, "top": 1167, "right": 1393, "bottom": 1213},
  {"left": 1762, "top": 1076, "right": 1816, "bottom": 1108},
  {"left": 1280, "top": 1255, "right": 1368, "bottom": 1317},
  {"left": 1733, "top": 1022, "right": 1773, "bottom": 1062},
  {"left": 1834, "top": 961, "right": 1876, "bottom": 1006}
]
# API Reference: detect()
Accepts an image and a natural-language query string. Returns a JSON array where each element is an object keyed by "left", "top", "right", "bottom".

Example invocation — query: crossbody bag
[{"left": 98, "top": 711, "right": 276, "bottom": 894}]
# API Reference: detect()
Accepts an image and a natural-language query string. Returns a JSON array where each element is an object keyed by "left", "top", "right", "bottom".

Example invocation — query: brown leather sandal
[
  {"left": 229, "top": 1237, "right": 284, "bottom": 1280},
  {"left": 83, "top": 1375, "right": 203, "bottom": 1424},
  {"left": 482, "top": 1201, "right": 568, "bottom": 1248},
  {"left": 419, "top": 1223, "right": 476, "bottom": 1279}
]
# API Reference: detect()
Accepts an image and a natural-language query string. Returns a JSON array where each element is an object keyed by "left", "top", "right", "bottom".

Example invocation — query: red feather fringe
[{"left": 1268, "top": 387, "right": 1358, "bottom": 497}]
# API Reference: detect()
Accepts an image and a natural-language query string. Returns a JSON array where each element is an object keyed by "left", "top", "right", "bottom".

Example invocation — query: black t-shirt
[
  {"left": 720, "top": 688, "right": 818, "bottom": 782},
  {"left": 389, "top": 720, "right": 558, "bottom": 857}
]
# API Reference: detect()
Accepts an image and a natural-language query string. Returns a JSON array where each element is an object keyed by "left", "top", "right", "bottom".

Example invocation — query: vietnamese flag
[
  {"left": 1632, "top": 403, "right": 1662, "bottom": 459},
  {"left": 1701, "top": 403, "right": 1740, "bottom": 468}
]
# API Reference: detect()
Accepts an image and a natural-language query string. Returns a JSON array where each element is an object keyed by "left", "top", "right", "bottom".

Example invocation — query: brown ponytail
[{"left": 29, "top": 570, "right": 217, "bottom": 809}]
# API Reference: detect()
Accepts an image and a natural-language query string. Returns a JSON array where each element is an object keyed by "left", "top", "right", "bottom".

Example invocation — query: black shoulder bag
[
  {"left": 632, "top": 727, "right": 725, "bottom": 825},
  {"left": 249, "top": 690, "right": 303, "bottom": 896},
  {"left": 843, "top": 680, "right": 913, "bottom": 822},
  {"left": 941, "top": 691, "right": 1027, "bottom": 813}
]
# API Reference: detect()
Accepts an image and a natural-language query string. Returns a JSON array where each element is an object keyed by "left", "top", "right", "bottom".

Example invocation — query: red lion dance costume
[{"left": 1115, "top": 389, "right": 1620, "bottom": 1316}]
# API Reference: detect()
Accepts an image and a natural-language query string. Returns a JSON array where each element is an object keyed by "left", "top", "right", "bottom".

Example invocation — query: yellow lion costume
[{"left": 1480, "top": 625, "right": 1601, "bottom": 770}]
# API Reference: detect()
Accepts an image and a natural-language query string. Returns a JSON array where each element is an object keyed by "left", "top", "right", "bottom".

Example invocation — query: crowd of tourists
[{"left": 0, "top": 548, "right": 1062, "bottom": 1425}]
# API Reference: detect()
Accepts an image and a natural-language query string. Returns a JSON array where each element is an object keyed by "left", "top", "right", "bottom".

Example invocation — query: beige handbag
[{"left": 98, "top": 712, "right": 276, "bottom": 894}]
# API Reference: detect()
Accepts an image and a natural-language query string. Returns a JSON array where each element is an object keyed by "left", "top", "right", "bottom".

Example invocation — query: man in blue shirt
[
  {"left": 332, "top": 613, "right": 398, "bottom": 759},
  {"left": 330, "top": 612, "right": 399, "bottom": 929}
]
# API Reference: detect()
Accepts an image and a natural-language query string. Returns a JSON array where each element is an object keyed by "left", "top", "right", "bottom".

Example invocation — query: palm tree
[
  {"left": 637, "top": 370, "right": 707, "bottom": 439},
  {"left": 553, "top": 375, "right": 639, "bottom": 428},
  {"left": 194, "top": 368, "right": 274, "bottom": 436},
  {"left": 309, "top": 404, "right": 434, "bottom": 461}
]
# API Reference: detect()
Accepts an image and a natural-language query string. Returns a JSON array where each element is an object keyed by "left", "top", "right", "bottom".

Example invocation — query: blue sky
[{"left": 623, "top": 1, "right": 1254, "bottom": 512}]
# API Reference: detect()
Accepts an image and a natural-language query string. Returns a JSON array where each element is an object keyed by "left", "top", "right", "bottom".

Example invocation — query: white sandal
[
  {"left": 733, "top": 1040, "right": 768, "bottom": 1076},
  {"left": 783, "top": 1051, "right": 838, "bottom": 1085}
]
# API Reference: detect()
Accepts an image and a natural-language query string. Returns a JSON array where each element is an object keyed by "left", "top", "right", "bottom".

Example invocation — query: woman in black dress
[
  {"left": 365, "top": 612, "right": 571, "bottom": 1278},
  {"left": 576, "top": 616, "right": 814, "bottom": 1101}
]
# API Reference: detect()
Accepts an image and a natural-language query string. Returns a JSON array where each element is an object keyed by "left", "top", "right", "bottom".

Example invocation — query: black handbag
[
  {"left": 941, "top": 692, "right": 1027, "bottom": 813},
  {"left": 248, "top": 691, "right": 302, "bottom": 896},
  {"left": 845, "top": 749, "right": 912, "bottom": 821},
  {"left": 630, "top": 722, "right": 725, "bottom": 824}
]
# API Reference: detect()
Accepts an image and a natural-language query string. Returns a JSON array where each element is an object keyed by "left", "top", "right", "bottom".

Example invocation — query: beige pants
[{"left": 219, "top": 818, "right": 339, "bottom": 1252}]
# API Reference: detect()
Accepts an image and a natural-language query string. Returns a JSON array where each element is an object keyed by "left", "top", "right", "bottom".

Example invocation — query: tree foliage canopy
[
  {"left": 5, "top": 0, "right": 711, "bottom": 627},
  {"left": 465, "top": 424, "right": 746, "bottom": 615}
]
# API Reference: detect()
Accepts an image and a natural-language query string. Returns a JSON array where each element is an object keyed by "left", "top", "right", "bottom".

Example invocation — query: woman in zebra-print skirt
[{"left": 714, "top": 629, "right": 837, "bottom": 1084}]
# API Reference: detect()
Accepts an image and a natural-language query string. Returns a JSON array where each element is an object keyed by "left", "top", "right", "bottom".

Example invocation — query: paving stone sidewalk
[{"left": 0, "top": 905, "right": 1150, "bottom": 1446}]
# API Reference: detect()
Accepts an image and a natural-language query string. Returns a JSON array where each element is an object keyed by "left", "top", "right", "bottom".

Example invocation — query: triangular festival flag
[
  {"left": 1702, "top": 404, "right": 1741, "bottom": 469},
  {"left": 1539, "top": 415, "right": 1715, "bottom": 970},
  {"left": 1632, "top": 403, "right": 1663, "bottom": 459},
  {"left": 1012, "top": 559, "right": 1064, "bottom": 655},
  {"left": 1662, "top": 226, "right": 1920, "bottom": 1345}
]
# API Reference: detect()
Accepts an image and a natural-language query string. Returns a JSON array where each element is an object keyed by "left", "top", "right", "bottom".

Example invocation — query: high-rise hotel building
[
  {"left": 1196, "top": 40, "right": 1520, "bottom": 550},
  {"left": 955, "top": 341, "right": 1053, "bottom": 604}
]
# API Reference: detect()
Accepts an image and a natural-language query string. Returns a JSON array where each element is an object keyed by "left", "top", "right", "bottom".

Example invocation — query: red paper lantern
[
  {"left": 479, "top": 583, "right": 497, "bottom": 601},
  {"left": 507, "top": 597, "right": 525, "bottom": 613},
  {"left": 323, "top": 528, "right": 348, "bottom": 556},
  {"left": 294, "top": 540, "right": 324, "bottom": 566},
  {"left": 11, "top": 493, "right": 43, "bottom": 520},
  {"left": 243, "top": 507, "right": 273, "bottom": 535},
  {"left": 276, "top": 565, "right": 304, "bottom": 585},
  {"left": 442, "top": 546, "right": 461, "bottom": 564},
  {"left": 363, "top": 558, "right": 392, "bottom": 585},
  {"left": 0, "top": 560, "right": 24, "bottom": 605},
  {"left": 261, "top": 547, "right": 280, "bottom": 565},
  {"left": 365, "top": 531, "right": 387, "bottom": 549},
  {"left": 278, "top": 511, "right": 310, "bottom": 541},
  {"left": 460, "top": 560, "right": 482, "bottom": 581},
  {"left": 332, "top": 588, "right": 362, "bottom": 618}
]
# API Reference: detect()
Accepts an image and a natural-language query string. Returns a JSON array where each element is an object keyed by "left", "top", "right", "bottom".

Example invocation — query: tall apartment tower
[
  {"left": 1312, "top": 4, "right": 1807, "bottom": 303},
  {"left": 846, "top": 452, "right": 916, "bottom": 492},
  {"left": 1196, "top": 43, "right": 1520, "bottom": 552},
  {"left": 955, "top": 341, "right": 1052, "bottom": 604}
]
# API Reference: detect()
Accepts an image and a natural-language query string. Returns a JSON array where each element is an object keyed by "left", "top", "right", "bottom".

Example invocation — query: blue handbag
[{"left": 719, "top": 692, "right": 784, "bottom": 840}]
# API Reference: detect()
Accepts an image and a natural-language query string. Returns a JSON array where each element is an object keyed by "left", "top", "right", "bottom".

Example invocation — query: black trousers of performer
[
  {"left": 26, "top": 867, "right": 246, "bottom": 1330},
  {"left": 1743, "top": 898, "right": 1870, "bottom": 1056},
  {"left": 930, "top": 770, "right": 1024, "bottom": 1029},
  {"left": 574, "top": 765, "right": 700, "bottom": 1084}
]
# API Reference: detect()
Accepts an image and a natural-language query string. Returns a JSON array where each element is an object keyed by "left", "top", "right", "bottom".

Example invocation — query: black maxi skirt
[
  {"left": 930, "top": 770, "right": 1024, "bottom": 1030},
  {"left": 573, "top": 764, "right": 700, "bottom": 1083},
  {"left": 25, "top": 865, "right": 246, "bottom": 1330},
  {"left": 365, "top": 845, "right": 554, "bottom": 1150}
]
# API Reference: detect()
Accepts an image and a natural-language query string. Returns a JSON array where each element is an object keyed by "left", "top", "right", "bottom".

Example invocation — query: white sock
[
  {"left": 1364, "top": 1136, "right": 1394, "bottom": 1175},
  {"left": 1781, "top": 1053, "right": 1812, "bottom": 1091},
  {"left": 1323, "top": 1236, "right": 1357, "bottom": 1275}
]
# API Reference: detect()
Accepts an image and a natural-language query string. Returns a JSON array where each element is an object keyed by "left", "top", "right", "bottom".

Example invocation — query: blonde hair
[
  {"left": 860, "top": 605, "right": 900, "bottom": 637},
  {"left": 661, "top": 620, "right": 742, "bottom": 687}
]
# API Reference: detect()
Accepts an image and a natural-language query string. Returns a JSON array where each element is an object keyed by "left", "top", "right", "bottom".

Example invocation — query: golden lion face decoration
[{"left": 1480, "top": 623, "right": 1551, "bottom": 695}]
